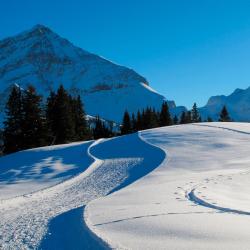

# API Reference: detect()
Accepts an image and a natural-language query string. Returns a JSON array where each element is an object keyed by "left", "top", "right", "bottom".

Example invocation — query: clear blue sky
[{"left": 2, "top": 0, "right": 250, "bottom": 108}]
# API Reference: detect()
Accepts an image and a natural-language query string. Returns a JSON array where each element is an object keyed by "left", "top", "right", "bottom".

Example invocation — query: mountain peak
[
  {"left": 30, "top": 24, "right": 52, "bottom": 34},
  {"left": 0, "top": 25, "right": 182, "bottom": 123}
]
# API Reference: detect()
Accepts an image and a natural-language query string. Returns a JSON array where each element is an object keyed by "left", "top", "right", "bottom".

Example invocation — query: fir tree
[
  {"left": 180, "top": 111, "right": 187, "bottom": 124},
  {"left": 121, "top": 110, "right": 132, "bottom": 135},
  {"left": 159, "top": 102, "right": 172, "bottom": 126},
  {"left": 92, "top": 116, "right": 112, "bottom": 139},
  {"left": 173, "top": 115, "right": 178, "bottom": 125},
  {"left": 53, "top": 85, "right": 75, "bottom": 144},
  {"left": 131, "top": 113, "right": 137, "bottom": 132},
  {"left": 21, "top": 85, "right": 47, "bottom": 149},
  {"left": 71, "top": 95, "right": 90, "bottom": 140},
  {"left": 207, "top": 116, "right": 213, "bottom": 122},
  {"left": 191, "top": 103, "right": 200, "bottom": 122},
  {"left": 219, "top": 105, "right": 231, "bottom": 122},
  {"left": 3, "top": 86, "right": 24, "bottom": 154},
  {"left": 136, "top": 111, "right": 142, "bottom": 131},
  {"left": 46, "top": 91, "right": 57, "bottom": 144},
  {"left": 186, "top": 111, "right": 192, "bottom": 123}
]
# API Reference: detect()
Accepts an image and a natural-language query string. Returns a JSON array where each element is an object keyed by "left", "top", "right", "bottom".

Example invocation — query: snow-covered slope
[
  {"left": 2, "top": 123, "right": 250, "bottom": 249},
  {"left": 86, "top": 123, "right": 250, "bottom": 250},
  {"left": 199, "top": 87, "right": 250, "bottom": 121},
  {"left": 0, "top": 25, "right": 183, "bottom": 123},
  {"left": 0, "top": 133, "right": 164, "bottom": 249}
]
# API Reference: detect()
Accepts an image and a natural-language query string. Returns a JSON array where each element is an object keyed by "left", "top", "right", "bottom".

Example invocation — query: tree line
[
  {"left": 2, "top": 85, "right": 114, "bottom": 154},
  {"left": 120, "top": 102, "right": 232, "bottom": 135},
  {"left": 1, "top": 84, "right": 232, "bottom": 155}
]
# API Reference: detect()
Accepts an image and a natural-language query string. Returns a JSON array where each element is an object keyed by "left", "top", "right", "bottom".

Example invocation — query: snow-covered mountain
[
  {"left": 0, "top": 24, "right": 184, "bottom": 123},
  {"left": 199, "top": 86, "right": 250, "bottom": 121}
]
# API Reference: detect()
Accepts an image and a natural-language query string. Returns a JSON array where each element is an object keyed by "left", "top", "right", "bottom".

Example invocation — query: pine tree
[
  {"left": 186, "top": 111, "right": 192, "bottom": 123},
  {"left": 159, "top": 102, "right": 172, "bottom": 126},
  {"left": 191, "top": 103, "right": 200, "bottom": 122},
  {"left": 207, "top": 116, "right": 213, "bottom": 122},
  {"left": 121, "top": 110, "right": 132, "bottom": 135},
  {"left": 21, "top": 85, "right": 47, "bottom": 149},
  {"left": 131, "top": 113, "right": 137, "bottom": 132},
  {"left": 53, "top": 85, "right": 75, "bottom": 144},
  {"left": 92, "top": 116, "right": 112, "bottom": 139},
  {"left": 3, "top": 86, "right": 24, "bottom": 154},
  {"left": 136, "top": 111, "right": 142, "bottom": 131},
  {"left": 180, "top": 111, "right": 187, "bottom": 124},
  {"left": 151, "top": 108, "right": 159, "bottom": 128},
  {"left": 46, "top": 91, "right": 57, "bottom": 144},
  {"left": 71, "top": 95, "right": 90, "bottom": 140},
  {"left": 219, "top": 105, "right": 231, "bottom": 122},
  {"left": 173, "top": 115, "right": 178, "bottom": 124}
]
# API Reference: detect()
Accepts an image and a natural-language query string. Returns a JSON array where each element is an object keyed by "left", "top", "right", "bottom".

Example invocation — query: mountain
[
  {"left": 0, "top": 24, "right": 185, "bottom": 124},
  {"left": 199, "top": 87, "right": 250, "bottom": 121}
]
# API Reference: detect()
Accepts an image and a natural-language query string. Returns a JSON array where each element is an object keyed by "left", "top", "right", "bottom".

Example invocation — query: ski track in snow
[{"left": 0, "top": 133, "right": 164, "bottom": 250}]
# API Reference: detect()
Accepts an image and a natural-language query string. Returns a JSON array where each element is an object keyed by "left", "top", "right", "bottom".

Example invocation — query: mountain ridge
[
  {"left": 0, "top": 24, "right": 185, "bottom": 123},
  {"left": 199, "top": 86, "right": 250, "bottom": 121}
]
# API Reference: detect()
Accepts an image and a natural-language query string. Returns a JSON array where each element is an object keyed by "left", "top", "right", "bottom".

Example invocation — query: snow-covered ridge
[
  {"left": 0, "top": 24, "right": 184, "bottom": 123},
  {"left": 199, "top": 86, "right": 250, "bottom": 121}
]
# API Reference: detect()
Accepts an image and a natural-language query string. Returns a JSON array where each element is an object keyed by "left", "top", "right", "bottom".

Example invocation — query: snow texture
[{"left": 0, "top": 133, "right": 163, "bottom": 249}]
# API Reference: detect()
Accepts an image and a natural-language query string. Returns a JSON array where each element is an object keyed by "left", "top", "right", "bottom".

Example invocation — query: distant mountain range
[
  {"left": 199, "top": 87, "right": 250, "bottom": 122},
  {"left": 0, "top": 24, "right": 185, "bottom": 124}
]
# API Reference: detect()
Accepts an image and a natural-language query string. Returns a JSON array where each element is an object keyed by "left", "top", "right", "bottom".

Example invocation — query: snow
[
  {"left": 2, "top": 122, "right": 250, "bottom": 249},
  {"left": 86, "top": 123, "right": 250, "bottom": 249},
  {"left": 199, "top": 86, "right": 250, "bottom": 122},
  {"left": 0, "top": 25, "right": 185, "bottom": 124},
  {"left": 0, "top": 133, "right": 163, "bottom": 249}
]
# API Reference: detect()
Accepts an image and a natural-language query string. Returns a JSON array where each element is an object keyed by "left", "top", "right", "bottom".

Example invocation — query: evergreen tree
[
  {"left": 131, "top": 113, "right": 137, "bottom": 132},
  {"left": 219, "top": 105, "right": 231, "bottom": 122},
  {"left": 0, "top": 129, "right": 3, "bottom": 156},
  {"left": 191, "top": 103, "right": 200, "bottom": 122},
  {"left": 46, "top": 91, "right": 57, "bottom": 144},
  {"left": 71, "top": 95, "right": 90, "bottom": 140},
  {"left": 180, "top": 111, "right": 187, "bottom": 124},
  {"left": 121, "top": 110, "right": 132, "bottom": 135},
  {"left": 207, "top": 116, "right": 213, "bottom": 122},
  {"left": 3, "top": 86, "right": 24, "bottom": 154},
  {"left": 21, "top": 85, "right": 47, "bottom": 149},
  {"left": 53, "top": 85, "right": 75, "bottom": 144},
  {"left": 92, "top": 116, "right": 112, "bottom": 139},
  {"left": 186, "top": 111, "right": 192, "bottom": 123},
  {"left": 159, "top": 102, "right": 172, "bottom": 126},
  {"left": 173, "top": 115, "right": 178, "bottom": 125},
  {"left": 136, "top": 111, "right": 142, "bottom": 131}
]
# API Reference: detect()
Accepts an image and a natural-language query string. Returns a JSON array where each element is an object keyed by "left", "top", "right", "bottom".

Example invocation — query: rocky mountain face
[
  {"left": 199, "top": 87, "right": 250, "bottom": 121},
  {"left": 0, "top": 24, "right": 185, "bottom": 124}
]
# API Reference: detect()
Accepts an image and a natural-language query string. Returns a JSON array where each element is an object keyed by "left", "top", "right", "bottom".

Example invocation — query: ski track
[{"left": 0, "top": 133, "right": 164, "bottom": 250}]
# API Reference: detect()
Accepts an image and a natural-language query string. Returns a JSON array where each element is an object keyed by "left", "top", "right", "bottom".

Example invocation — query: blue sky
[{"left": 2, "top": 0, "right": 250, "bottom": 108}]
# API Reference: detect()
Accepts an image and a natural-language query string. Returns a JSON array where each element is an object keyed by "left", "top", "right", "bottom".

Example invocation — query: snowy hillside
[
  {"left": 199, "top": 87, "right": 250, "bottom": 121},
  {"left": 87, "top": 123, "right": 250, "bottom": 249},
  {"left": 0, "top": 25, "right": 184, "bottom": 123},
  {"left": 1, "top": 123, "right": 250, "bottom": 249}
]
